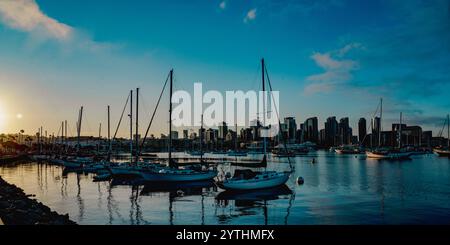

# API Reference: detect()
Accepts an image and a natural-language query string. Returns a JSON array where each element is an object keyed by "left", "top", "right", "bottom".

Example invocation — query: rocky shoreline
[{"left": 0, "top": 176, "right": 76, "bottom": 225}]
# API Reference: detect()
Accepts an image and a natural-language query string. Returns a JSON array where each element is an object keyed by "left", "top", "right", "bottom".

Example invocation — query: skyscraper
[
  {"left": 325, "top": 116, "right": 338, "bottom": 147},
  {"left": 304, "top": 117, "right": 319, "bottom": 143},
  {"left": 218, "top": 122, "right": 228, "bottom": 140},
  {"left": 338, "top": 117, "right": 351, "bottom": 145},
  {"left": 372, "top": 117, "right": 381, "bottom": 147},
  {"left": 284, "top": 117, "right": 297, "bottom": 142},
  {"left": 358, "top": 118, "right": 367, "bottom": 145}
]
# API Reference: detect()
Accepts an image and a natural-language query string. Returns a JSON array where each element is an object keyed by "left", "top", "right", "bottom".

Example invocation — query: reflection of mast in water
[
  {"left": 284, "top": 192, "right": 295, "bottom": 225},
  {"left": 215, "top": 185, "right": 293, "bottom": 225},
  {"left": 201, "top": 194, "right": 205, "bottom": 225},
  {"left": 76, "top": 174, "right": 85, "bottom": 222},
  {"left": 263, "top": 200, "right": 268, "bottom": 225},
  {"left": 169, "top": 192, "right": 174, "bottom": 225},
  {"left": 129, "top": 185, "right": 146, "bottom": 225},
  {"left": 106, "top": 182, "right": 124, "bottom": 224}
]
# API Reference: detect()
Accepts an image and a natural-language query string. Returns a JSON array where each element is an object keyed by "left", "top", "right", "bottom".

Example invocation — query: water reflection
[
  {"left": 0, "top": 151, "right": 449, "bottom": 225},
  {"left": 216, "top": 185, "right": 294, "bottom": 225}
]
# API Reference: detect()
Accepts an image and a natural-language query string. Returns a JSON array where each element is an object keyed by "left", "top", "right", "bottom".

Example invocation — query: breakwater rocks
[{"left": 0, "top": 177, "right": 76, "bottom": 225}]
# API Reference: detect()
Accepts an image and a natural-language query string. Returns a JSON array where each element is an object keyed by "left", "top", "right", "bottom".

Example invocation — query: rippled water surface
[{"left": 1, "top": 151, "right": 449, "bottom": 225}]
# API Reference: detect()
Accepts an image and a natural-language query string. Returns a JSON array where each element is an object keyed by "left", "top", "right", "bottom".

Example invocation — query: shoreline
[{"left": 0, "top": 176, "right": 77, "bottom": 225}]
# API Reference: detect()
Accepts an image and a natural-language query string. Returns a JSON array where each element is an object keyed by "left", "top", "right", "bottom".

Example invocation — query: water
[{"left": 1, "top": 151, "right": 450, "bottom": 225}]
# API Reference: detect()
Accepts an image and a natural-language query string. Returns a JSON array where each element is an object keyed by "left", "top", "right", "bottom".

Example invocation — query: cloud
[
  {"left": 219, "top": 1, "right": 226, "bottom": 10},
  {"left": 0, "top": 0, "right": 73, "bottom": 41},
  {"left": 244, "top": 8, "right": 257, "bottom": 23},
  {"left": 304, "top": 45, "right": 360, "bottom": 95}
]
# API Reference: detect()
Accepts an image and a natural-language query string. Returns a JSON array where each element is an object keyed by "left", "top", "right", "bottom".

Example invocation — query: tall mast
[
  {"left": 61, "top": 121, "right": 64, "bottom": 145},
  {"left": 129, "top": 90, "right": 133, "bottom": 164},
  {"left": 399, "top": 112, "right": 402, "bottom": 149},
  {"left": 200, "top": 114, "right": 203, "bottom": 162},
  {"left": 98, "top": 123, "right": 102, "bottom": 154},
  {"left": 135, "top": 88, "right": 139, "bottom": 164},
  {"left": 77, "top": 106, "right": 83, "bottom": 154},
  {"left": 64, "top": 120, "right": 67, "bottom": 146},
  {"left": 447, "top": 114, "right": 449, "bottom": 148},
  {"left": 107, "top": 105, "right": 111, "bottom": 160},
  {"left": 261, "top": 58, "right": 266, "bottom": 158},
  {"left": 379, "top": 98, "right": 382, "bottom": 147},
  {"left": 169, "top": 69, "right": 174, "bottom": 166}
]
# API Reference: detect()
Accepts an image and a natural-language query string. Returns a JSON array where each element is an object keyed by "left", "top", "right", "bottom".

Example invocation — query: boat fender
[{"left": 297, "top": 177, "right": 304, "bottom": 185}]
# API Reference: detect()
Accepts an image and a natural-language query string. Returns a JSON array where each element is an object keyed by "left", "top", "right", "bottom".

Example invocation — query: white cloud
[
  {"left": 304, "top": 45, "right": 361, "bottom": 95},
  {"left": 0, "top": 0, "right": 73, "bottom": 41},
  {"left": 219, "top": 1, "right": 226, "bottom": 10},
  {"left": 244, "top": 8, "right": 257, "bottom": 23}
]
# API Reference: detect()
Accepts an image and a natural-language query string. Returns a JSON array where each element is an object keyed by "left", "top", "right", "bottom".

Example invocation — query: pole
[
  {"left": 135, "top": 88, "right": 139, "bottom": 164},
  {"left": 108, "top": 105, "right": 111, "bottom": 160},
  {"left": 379, "top": 98, "right": 382, "bottom": 147},
  {"left": 169, "top": 69, "right": 173, "bottom": 166},
  {"left": 399, "top": 112, "right": 402, "bottom": 149},
  {"left": 261, "top": 58, "right": 266, "bottom": 158},
  {"left": 130, "top": 90, "right": 133, "bottom": 164}
]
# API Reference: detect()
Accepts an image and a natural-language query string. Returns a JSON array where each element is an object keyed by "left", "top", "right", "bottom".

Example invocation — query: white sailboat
[
  {"left": 366, "top": 103, "right": 411, "bottom": 160},
  {"left": 217, "top": 59, "right": 292, "bottom": 191},
  {"left": 138, "top": 69, "right": 217, "bottom": 182},
  {"left": 433, "top": 114, "right": 450, "bottom": 157}
]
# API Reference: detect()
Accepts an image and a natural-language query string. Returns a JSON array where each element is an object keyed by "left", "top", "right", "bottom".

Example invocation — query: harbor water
[{"left": 1, "top": 151, "right": 449, "bottom": 225}]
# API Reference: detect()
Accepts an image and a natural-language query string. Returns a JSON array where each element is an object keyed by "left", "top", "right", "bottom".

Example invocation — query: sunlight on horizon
[{"left": 0, "top": 101, "right": 6, "bottom": 133}]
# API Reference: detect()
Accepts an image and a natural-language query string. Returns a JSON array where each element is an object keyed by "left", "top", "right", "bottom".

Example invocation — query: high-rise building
[
  {"left": 325, "top": 116, "right": 338, "bottom": 147},
  {"left": 372, "top": 117, "right": 381, "bottom": 146},
  {"left": 218, "top": 122, "right": 228, "bottom": 139},
  {"left": 338, "top": 117, "right": 351, "bottom": 145},
  {"left": 304, "top": 117, "right": 319, "bottom": 143},
  {"left": 358, "top": 118, "right": 367, "bottom": 145},
  {"left": 284, "top": 117, "right": 297, "bottom": 142}
]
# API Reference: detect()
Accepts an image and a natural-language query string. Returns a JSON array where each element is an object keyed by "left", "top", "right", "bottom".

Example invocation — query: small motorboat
[{"left": 216, "top": 169, "right": 291, "bottom": 191}]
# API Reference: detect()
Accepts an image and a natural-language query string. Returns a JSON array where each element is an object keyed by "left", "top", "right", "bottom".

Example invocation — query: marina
[{"left": 1, "top": 151, "right": 449, "bottom": 225}]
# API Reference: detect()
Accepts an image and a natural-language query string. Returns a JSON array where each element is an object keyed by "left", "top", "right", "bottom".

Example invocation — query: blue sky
[{"left": 0, "top": 0, "right": 449, "bottom": 137}]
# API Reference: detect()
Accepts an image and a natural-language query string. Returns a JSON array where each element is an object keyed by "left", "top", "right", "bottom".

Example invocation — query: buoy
[{"left": 297, "top": 177, "right": 304, "bottom": 185}]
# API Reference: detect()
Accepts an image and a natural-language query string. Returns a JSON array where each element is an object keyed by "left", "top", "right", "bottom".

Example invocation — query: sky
[{"left": 0, "top": 0, "right": 449, "bottom": 138}]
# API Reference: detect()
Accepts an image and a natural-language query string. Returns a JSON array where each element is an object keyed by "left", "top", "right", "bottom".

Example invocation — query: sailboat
[
  {"left": 433, "top": 114, "right": 450, "bottom": 157},
  {"left": 216, "top": 59, "right": 292, "bottom": 191},
  {"left": 228, "top": 122, "right": 248, "bottom": 157},
  {"left": 366, "top": 102, "right": 411, "bottom": 160},
  {"left": 138, "top": 69, "right": 217, "bottom": 182},
  {"left": 62, "top": 106, "right": 95, "bottom": 168}
]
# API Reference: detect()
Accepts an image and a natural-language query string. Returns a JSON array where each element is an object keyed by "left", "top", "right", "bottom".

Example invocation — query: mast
[
  {"left": 399, "top": 112, "right": 402, "bottom": 149},
  {"left": 98, "top": 123, "right": 102, "bottom": 154},
  {"left": 64, "top": 120, "right": 67, "bottom": 146},
  {"left": 107, "top": 105, "right": 111, "bottom": 160},
  {"left": 448, "top": 114, "right": 449, "bottom": 148},
  {"left": 169, "top": 69, "right": 174, "bottom": 167},
  {"left": 200, "top": 114, "right": 203, "bottom": 162},
  {"left": 379, "top": 98, "right": 382, "bottom": 147},
  {"left": 129, "top": 90, "right": 133, "bottom": 164},
  {"left": 77, "top": 106, "right": 83, "bottom": 154},
  {"left": 135, "top": 88, "right": 139, "bottom": 164},
  {"left": 261, "top": 58, "right": 267, "bottom": 159}
]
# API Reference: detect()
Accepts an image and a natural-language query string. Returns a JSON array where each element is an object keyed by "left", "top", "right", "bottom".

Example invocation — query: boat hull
[
  {"left": 433, "top": 149, "right": 450, "bottom": 157},
  {"left": 217, "top": 172, "right": 290, "bottom": 191},
  {"left": 366, "top": 151, "right": 411, "bottom": 160},
  {"left": 139, "top": 170, "right": 217, "bottom": 182}
]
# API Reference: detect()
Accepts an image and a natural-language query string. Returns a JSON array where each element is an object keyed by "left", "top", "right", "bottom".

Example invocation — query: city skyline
[{"left": 0, "top": 0, "right": 449, "bottom": 137}]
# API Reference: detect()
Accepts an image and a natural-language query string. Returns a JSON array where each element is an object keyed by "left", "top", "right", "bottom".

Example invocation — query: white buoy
[{"left": 297, "top": 177, "right": 304, "bottom": 185}]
